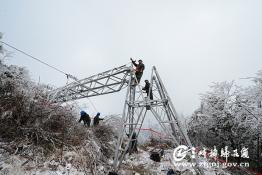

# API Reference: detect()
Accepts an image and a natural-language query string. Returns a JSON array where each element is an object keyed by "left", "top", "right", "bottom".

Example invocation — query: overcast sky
[{"left": 1, "top": 0, "right": 262, "bottom": 117}]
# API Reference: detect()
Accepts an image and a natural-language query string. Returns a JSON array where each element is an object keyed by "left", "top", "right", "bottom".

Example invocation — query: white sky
[{"left": 1, "top": 0, "right": 262, "bottom": 117}]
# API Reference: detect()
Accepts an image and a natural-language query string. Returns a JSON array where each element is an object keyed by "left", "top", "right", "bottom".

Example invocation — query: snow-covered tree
[
  {"left": 188, "top": 76, "right": 262, "bottom": 160},
  {"left": 0, "top": 33, "right": 12, "bottom": 61},
  {"left": 0, "top": 32, "right": 3, "bottom": 57}
]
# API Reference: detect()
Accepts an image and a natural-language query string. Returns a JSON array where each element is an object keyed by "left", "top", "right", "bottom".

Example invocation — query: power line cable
[
  {"left": 0, "top": 40, "right": 69, "bottom": 76},
  {"left": 1, "top": 40, "right": 99, "bottom": 111}
]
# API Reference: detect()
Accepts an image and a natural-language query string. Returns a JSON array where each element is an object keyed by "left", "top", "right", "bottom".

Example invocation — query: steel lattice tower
[
  {"left": 112, "top": 66, "right": 195, "bottom": 171},
  {"left": 49, "top": 63, "right": 203, "bottom": 174}
]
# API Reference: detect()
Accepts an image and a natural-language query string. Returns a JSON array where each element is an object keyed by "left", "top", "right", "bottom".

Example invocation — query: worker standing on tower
[
  {"left": 130, "top": 58, "right": 145, "bottom": 84},
  {"left": 142, "top": 80, "right": 153, "bottom": 100}
]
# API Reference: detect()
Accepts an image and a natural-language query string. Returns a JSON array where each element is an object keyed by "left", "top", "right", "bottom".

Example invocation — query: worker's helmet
[
  {"left": 138, "top": 59, "right": 143, "bottom": 62},
  {"left": 80, "top": 111, "right": 86, "bottom": 116},
  {"left": 97, "top": 112, "right": 100, "bottom": 116},
  {"left": 145, "top": 80, "right": 149, "bottom": 83}
]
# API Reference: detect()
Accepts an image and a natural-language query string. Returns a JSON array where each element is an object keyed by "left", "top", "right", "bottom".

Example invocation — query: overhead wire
[
  {"left": 0, "top": 40, "right": 69, "bottom": 76},
  {"left": 0, "top": 40, "right": 99, "bottom": 112}
]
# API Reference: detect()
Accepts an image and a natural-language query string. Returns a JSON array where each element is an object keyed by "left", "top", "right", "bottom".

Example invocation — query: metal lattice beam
[{"left": 49, "top": 64, "right": 131, "bottom": 102}]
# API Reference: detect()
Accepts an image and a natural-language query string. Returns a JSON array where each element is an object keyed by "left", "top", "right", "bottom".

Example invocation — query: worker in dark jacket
[
  {"left": 130, "top": 58, "right": 145, "bottom": 84},
  {"left": 131, "top": 132, "right": 138, "bottom": 153},
  {"left": 126, "top": 132, "right": 138, "bottom": 154},
  {"left": 142, "top": 80, "right": 153, "bottom": 100},
  {"left": 79, "top": 111, "right": 91, "bottom": 127},
  {"left": 93, "top": 112, "right": 104, "bottom": 126}
]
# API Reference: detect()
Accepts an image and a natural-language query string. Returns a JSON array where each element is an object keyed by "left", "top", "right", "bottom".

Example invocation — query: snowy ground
[
  {"left": 0, "top": 146, "right": 232, "bottom": 175},
  {"left": 118, "top": 148, "right": 231, "bottom": 175}
]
